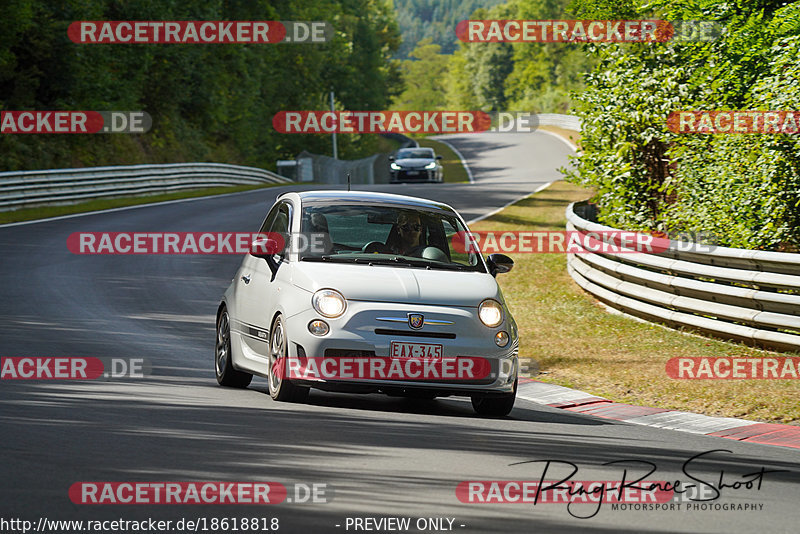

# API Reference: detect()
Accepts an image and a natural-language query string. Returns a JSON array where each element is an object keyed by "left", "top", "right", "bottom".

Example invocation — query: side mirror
[
  {"left": 250, "top": 238, "right": 282, "bottom": 275},
  {"left": 436, "top": 155, "right": 442, "bottom": 160},
  {"left": 388, "top": 156, "right": 395, "bottom": 162},
  {"left": 486, "top": 253, "right": 513, "bottom": 277}
]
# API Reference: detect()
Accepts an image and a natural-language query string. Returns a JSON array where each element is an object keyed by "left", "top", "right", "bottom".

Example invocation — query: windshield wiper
[
  {"left": 362, "top": 256, "right": 477, "bottom": 271},
  {"left": 352, "top": 256, "right": 414, "bottom": 267},
  {"left": 301, "top": 255, "right": 359, "bottom": 263},
  {"left": 301, "top": 255, "right": 413, "bottom": 267},
  {"left": 302, "top": 255, "right": 478, "bottom": 271},
  {"left": 423, "top": 262, "right": 476, "bottom": 271}
]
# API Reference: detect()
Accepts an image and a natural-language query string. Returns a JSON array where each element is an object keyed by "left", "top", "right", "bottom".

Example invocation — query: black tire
[
  {"left": 471, "top": 379, "right": 517, "bottom": 417},
  {"left": 215, "top": 308, "right": 253, "bottom": 388},
  {"left": 268, "top": 315, "right": 310, "bottom": 403}
]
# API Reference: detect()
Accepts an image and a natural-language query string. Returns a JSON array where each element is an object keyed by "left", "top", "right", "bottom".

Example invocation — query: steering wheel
[{"left": 362, "top": 241, "right": 390, "bottom": 254}]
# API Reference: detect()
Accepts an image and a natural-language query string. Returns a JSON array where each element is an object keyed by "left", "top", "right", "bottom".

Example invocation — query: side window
[
  {"left": 258, "top": 204, "right": 280, "bottom": 233},
  {"left": 443, "top": 218, "right": 477, "bottom": 266},
  {"left": 270, "top": 203, "right": 291, "bottom": 235},
  {"left": 267, "top": 202, "right": 292, "bottom": 260}
]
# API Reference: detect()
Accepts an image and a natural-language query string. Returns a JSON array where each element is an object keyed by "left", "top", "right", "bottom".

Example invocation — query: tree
[
  {"left": 0, "top": 0, "right": 404, "bottom": 170},
  {"left": 564, "top": 0, "right": 800, "bottom": 249},
  {"left": 393, "top": 38, "right": 449, "bottom": 110}
]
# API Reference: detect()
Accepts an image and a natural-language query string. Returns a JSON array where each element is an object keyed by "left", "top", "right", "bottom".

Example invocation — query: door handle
[{"left": 241, "top": 274, "right": 251, "bottom": 284}]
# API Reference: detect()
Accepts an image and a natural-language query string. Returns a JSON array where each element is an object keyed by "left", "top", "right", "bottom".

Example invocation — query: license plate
[
  {"left": 390, "top": 342, "right": 443, "bottom": 358},
  {"left": 407, "top": 171, "right": 419, "bottom": 176}
]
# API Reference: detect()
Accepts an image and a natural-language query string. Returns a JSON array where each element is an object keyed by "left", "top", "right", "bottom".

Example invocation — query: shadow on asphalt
[{"left": 2, "top": 376, "right": 798, "bottom": 534}]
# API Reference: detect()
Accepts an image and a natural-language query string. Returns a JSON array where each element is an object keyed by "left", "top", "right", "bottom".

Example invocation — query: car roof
[{"left": 283, "top": 190, "right": 455, "bottom": 212}]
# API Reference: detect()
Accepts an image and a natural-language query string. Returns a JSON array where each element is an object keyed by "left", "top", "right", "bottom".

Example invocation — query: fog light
[
  {"left": 495, "top": 331, "right": 509, "bottom": 347},
  {"left": 308, "top": 320, "right": 330, "bottom": 336}
]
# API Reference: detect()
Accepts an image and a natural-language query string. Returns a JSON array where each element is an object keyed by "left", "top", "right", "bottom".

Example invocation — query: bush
[{"left": 565, "top": 0, "right": 800, "bottom": 250}]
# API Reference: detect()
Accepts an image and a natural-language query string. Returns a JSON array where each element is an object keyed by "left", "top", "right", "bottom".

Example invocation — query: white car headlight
[
  {"left": 390, "top": 162, "right": 401, "bottom": 170},
  {"left": 312, "top": 289, "right": 347, "bottom": 318},
  {"left": 425, "top": 161, "right": 437, "bottom": 169},
  {"left": 478, "top": 299, "right": 504, "bottom": 327}
]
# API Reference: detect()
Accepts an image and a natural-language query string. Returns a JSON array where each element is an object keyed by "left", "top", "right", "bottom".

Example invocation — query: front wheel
[
  {"left": 215, "top": 308, "right": 252, "bottom": 388},
  {"left": 268, "top": 315, "right": 309, "bottom": 403},
  {"left": 471, "top": 379, "right": 516, "bottom": 416}
]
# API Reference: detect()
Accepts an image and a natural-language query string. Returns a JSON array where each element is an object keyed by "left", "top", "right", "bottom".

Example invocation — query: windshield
[
  {"left": 396, "top": 148, "right": 434, "bottom": 159},
  {"left": 299, "top": 202, "right": 484, "bottom": 272}
]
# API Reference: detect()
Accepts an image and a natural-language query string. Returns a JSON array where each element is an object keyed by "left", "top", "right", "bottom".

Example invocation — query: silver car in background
[
  {"left": 389, "top": 147, "right": 443, "bottom": 183},
  {"left": 215, "top": 191, "right": 518, "bottom": 416}
]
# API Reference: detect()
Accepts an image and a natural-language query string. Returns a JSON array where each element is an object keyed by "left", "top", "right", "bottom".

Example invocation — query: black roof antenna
[{"left": 347, "top": 172, "right": 351, "bottom": 192}]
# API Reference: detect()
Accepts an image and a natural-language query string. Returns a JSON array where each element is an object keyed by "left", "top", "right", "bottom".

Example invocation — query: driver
[{"left": 391, "top": 212, "right": 422, "bottom": 255}]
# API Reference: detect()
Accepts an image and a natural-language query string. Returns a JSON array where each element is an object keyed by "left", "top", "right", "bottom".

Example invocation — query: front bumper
[
  {"left": 390, "top": 169, "right": 438, "bottom": 182},
  {"left": 283, "top": 300, "right": 518, "bottom": 395}
]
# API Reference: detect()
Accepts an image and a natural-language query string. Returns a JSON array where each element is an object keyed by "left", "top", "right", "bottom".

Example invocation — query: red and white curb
[{"left": 517, "top": 379, "right": 800, "bottom": 450}]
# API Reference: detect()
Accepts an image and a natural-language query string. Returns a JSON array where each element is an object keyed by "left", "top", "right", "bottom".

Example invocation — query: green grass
[
  {"left": 0, "top": 183, "right": 286, "bottom": 225},
  {"left": 415, "top": 138, "right": 470, "bottom": 183},
  {"left": 478, "top": 180, "right": 800, "bottom": 424},
  {"left": 375, "top": 135, "right": 404, "bottom": 154}
]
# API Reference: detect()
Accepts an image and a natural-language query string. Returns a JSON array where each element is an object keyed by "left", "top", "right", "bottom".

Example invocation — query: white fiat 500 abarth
[{"left": 215, "top": 191, "right": 518, "bottom": 416}]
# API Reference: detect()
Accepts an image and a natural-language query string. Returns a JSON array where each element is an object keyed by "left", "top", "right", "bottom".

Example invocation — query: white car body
[{"left": 215, "top": 191, "right": 519, "bottom": 415}]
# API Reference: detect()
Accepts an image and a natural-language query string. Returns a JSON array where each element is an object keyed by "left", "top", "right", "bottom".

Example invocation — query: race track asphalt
[{"left": 1, "top": 131, "right": 797, "bottom": 533}]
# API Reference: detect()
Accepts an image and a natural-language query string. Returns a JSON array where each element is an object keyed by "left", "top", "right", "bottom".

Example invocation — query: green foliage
[
  {"left": 566, "top": 44, "right": 689, "bottom": 227},
  {"left": 661, "top": 31, "right": 800, "bottom": 249},
  {"left": 393, "top": 38, "right": 449, "bottom": 109},
  {"left": 444, "top": 0, "right": 593, "bottom": 112},
  {"left": 0, "top": 0, "right": 402, "bottom": 171},
  {"left": 504, "top": 0, "right": 595, "bottom": 112},
  {"left": 567, "top": 0, "right": 639, "bottom": 18},
  {"left": 393, "top": 0, "right": 505, "bottom": 58},
  {"left": 565, "top": 0, "right": 800, "bottom": 250}
]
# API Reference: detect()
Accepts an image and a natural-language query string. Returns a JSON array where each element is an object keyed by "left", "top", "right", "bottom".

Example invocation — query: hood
[
  {"left": 395, "top": 158, "right": 434, "bottom": 168},
  {"left": 291, "top": 261, "right": 500, "bottom": 307}
]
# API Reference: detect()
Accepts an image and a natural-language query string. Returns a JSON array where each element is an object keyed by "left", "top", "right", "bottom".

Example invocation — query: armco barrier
[
  {"left": 0, "top": 162, "right": 291, "bottom": 209},
  {"left": 565, "top": 201, "right": 800, "bottom": 352},
  {"left": 536, "top": 113, "right": 582, "bottom": 131}
]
